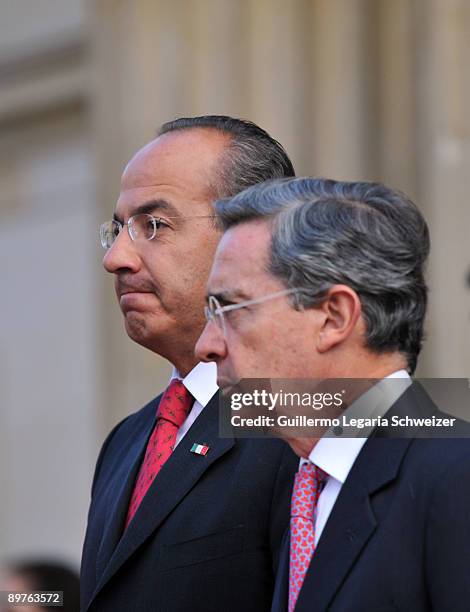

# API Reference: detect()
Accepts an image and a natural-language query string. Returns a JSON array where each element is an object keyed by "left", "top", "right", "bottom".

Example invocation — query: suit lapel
[
  {"left": 90, "top": 393, "right": 234, "bottom": 605},
  {"left": 95, "top": 405, "right": 157, "bottom": 581},
  {"left": 294, "top": 382, "right": 433, "bottom": 610}
]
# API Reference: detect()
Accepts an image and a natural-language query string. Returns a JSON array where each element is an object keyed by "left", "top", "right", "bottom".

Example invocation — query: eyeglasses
[
  {"left": 204, "top": 288, "right": 300, "bottom": 336},
  {"left": 100, "top": 213, "right": 216, "bottom": 249}
]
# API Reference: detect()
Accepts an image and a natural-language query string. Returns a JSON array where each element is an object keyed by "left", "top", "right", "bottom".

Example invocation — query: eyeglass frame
[
  {"left": 204, "top": 288, "right": 301, "bottom": 336},
  {"left": 99, "top": 213, "right": 216, "bottom": 250}
]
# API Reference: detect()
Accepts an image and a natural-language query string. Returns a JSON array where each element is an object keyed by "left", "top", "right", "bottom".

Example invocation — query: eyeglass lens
[{"left": 100, "top": 214, "right": 160, "bottom": 248}]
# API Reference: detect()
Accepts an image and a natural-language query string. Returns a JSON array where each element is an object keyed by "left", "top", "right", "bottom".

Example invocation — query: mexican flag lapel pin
[{"left": 191, "top": 442, "right": 210, "bottom": 456}]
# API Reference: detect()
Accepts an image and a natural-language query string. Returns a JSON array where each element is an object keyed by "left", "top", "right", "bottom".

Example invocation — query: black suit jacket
[
  {"left": 81, "top": 391, "right": 298, "bottom": 612},
  {"left": 272, "top": 383, "right": 470, "bottom": 612}
]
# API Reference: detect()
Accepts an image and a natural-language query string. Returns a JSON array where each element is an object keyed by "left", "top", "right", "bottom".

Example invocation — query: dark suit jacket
[
  {"left": 81, "top": 391, "right": 298, "bottom": 612},
  {"left": 272, "top": 383, "right": 470, "bottom": 612}
]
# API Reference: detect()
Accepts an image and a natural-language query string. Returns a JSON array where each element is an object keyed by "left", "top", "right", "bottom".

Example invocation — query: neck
[
  {"left": 287, "top": 436, "right": 320, "bottom": 459},
  {"left": 323, "top": 351, "right": 408, "bottom": 379},
  {"left": 168, "top": 352, "right": 198, "bottom": 378},
  {"left": 283, "top": 353, "right": 408, "bottom": 459},
  {"left": 146, "top": 339, "right": 199, "bottom": 378}
]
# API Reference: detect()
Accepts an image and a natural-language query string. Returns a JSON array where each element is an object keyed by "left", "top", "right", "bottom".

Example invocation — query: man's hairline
[
  {"left": 115, "top": 127, "right": 237, "bottom": 221},
  {"left": 206, "top": 217, "right": 280, "bottom": 306},
  {"left": 157, "top": 124, "right": 243, "bottom": 197}
]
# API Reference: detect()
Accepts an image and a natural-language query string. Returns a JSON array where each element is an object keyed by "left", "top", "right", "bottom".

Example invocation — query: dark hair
[
  {"left": 215, "top": 177, "right": 430, "bottom": 374},
  {"left": 158, "top": 115, "right": 295, "bottom": 197},
  {"left": 7, "top": 560, "right": 79, "bottom": 612}
]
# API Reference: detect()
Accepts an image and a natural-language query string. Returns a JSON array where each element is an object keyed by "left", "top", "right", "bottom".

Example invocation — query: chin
[
  {"left": 125, "top": 312, "right": 177, "bottom": 353},
  {"left": 124, "top": 314, "right": 155, "bottom": 343}
]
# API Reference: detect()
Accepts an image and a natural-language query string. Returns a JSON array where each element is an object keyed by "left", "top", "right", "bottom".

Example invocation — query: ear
[{"left": 315, "top": 285, "right": 362, "bottom": 353}]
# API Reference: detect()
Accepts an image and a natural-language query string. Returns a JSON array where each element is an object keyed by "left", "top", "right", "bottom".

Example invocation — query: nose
[
  {"left": 195, "top": 321, "right": 228, "bottom": 363},
  {"left": 102, "top": 229, "right": 141, "bottom": 274}
]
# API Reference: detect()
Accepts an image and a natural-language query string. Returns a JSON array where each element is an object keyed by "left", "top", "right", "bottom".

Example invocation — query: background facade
[{"left": 1, "top": 0, "right": 469, "bottom": 567}]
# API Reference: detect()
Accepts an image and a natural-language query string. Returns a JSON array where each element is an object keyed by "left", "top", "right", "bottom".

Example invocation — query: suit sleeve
[{"left": 425, "top": 452, "right": 470, "bottom": 610}]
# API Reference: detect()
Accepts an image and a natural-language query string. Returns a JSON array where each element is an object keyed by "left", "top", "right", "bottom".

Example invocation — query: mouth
[
  {"left": 118, "top": 283, "right": 154, "bottom": 295},
  {"left": 117, "top": 275, "right": 157, "bottom": 296},
  {"left": 120, "top": 289, "right": 151, "bottom": 297},
  {"left": 119, "top": 290, "right": 155, "bottom": 311}
]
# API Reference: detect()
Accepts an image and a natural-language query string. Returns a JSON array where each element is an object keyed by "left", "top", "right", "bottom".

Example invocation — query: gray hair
[
  {"left": 215, "top": 177, "right": 430, "bottom": 374},
  {"left": 158, "top": 115, "right": 295, "bottom": 198}
]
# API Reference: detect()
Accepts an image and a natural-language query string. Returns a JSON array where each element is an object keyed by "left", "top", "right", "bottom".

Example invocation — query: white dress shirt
[
  {"left": 170, "top": 361, "right": 218, "bottom": 447},
  {"left": 302, "top": 370, "right": 411, "bottom": 545}
]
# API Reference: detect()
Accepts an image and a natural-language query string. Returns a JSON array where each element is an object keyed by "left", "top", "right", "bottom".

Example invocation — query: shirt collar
[
  {"left": 306, "top": 369, "right": 411, "bottom": 483},
  {"left": 170, "top": 361, "right": 218, "bottom": 407},
  {"left": 308, "top": 436, "right": 367, "bottom": 483}
]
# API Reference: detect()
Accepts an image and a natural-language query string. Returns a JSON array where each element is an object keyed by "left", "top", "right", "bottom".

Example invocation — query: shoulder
[
  {"left": 390, "top": 436, "right": 470, "bottom": 509},
  {"left": 382, "top": 381, "right": 470, "bottom": 478},
  {"left": 401, "top": 382, "right": 470, "bottom": 476},
  {"left": 406, "top": 436, "right": 470, "bottom": 472},
  {"left": 409, "top": 438, "right": 470, "bottom": 489}
]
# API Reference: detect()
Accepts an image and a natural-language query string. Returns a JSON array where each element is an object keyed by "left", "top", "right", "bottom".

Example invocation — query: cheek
[
  {"left": 245, "top": 318, "right": 310, "bottom": 376},
  {"left": 225, "top": 329, "right": 270, "bottom": 377},
  {"left": 152, "top": 247, "right": 215, "bottom": 293},
  {"left": 185, "top": 231, "right": 220, "bottom": 272}
]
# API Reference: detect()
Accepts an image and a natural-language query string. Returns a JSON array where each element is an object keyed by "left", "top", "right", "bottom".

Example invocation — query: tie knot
[
  {"left": 301, "top": 461, "right": 328, "bottom": 482},
  {"left": 157, "top": 379, "right": 194, "bottom": 427},
  {"left": 291, "top": 462, "right": 328, "bottom": 520}
]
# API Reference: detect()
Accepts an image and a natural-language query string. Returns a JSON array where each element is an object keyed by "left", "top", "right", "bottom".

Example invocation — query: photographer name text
[{"left": 230, "top": 414, "right": 457, "bottom": 429}]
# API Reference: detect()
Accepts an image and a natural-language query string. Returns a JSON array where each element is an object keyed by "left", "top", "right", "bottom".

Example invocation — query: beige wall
[
  {"left": 1, "top": 0, "right": 469, "bottom": 565},
  {"left": 0, "top": 0, "right": 96, "bottom": 567},
  {"left": 0, "top": 108, "right": 97, "bottom": 563}
]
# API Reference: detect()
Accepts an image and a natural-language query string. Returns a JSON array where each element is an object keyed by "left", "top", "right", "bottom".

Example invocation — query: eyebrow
[
  {"left": 206, "top": 289, "right": 251, "bottom": 303},
  {"left": 114, "top": 198, "right": 180, "bottom": 223}
]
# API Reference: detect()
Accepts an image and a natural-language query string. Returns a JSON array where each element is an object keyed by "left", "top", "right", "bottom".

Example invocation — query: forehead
[
  {"left": 116, "top": 128, "right": 230, "bottom": 218},
  {"left": 208, "top": 220, "right": 278, "bottom": 296}
]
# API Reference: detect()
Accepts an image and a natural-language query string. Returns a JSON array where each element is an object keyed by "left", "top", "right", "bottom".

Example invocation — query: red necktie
[
  {"left": 288, "top": 462, "right": 328, "bottom": 612},
  {"left": 125, "top": 379, "right": 194, "bottom": 529}
]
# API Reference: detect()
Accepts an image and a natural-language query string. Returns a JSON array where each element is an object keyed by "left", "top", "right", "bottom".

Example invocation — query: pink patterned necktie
[
  {"left": 125, "top": 379, "right": 194, "bottom": 529},
  {"left": 288, "top": 461, "right": 328, "bottom": 612}
]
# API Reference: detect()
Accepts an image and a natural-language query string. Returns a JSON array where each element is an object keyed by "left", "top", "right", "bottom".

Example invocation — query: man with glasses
[
  {"left": 196, "top": 177, "right": 470, "bottom": 612},
  {"left": 80, "top": 116, "right": 298, "bottom": 612}
]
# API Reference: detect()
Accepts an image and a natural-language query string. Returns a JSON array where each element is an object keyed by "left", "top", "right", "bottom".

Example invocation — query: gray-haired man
[{"left": 196, "top": 177, "right": 470, "bottom": 612}]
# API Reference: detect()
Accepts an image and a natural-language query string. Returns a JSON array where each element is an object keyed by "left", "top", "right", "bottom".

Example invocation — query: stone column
[
  {"left": 308, "top": 0, "right": 376, "bottom": 180},
  {"left": 413, "top": 0, "right": 470, "bottom": 376}
]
